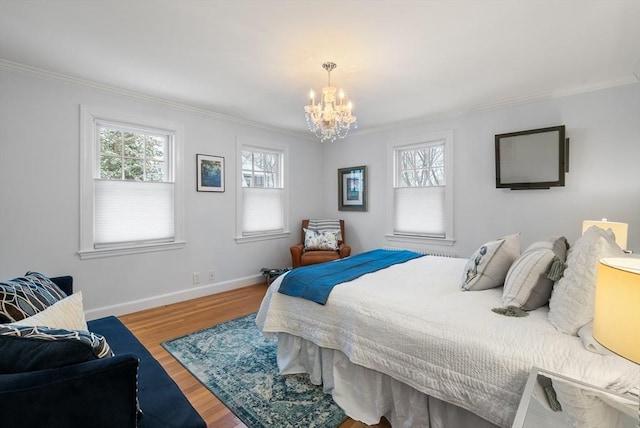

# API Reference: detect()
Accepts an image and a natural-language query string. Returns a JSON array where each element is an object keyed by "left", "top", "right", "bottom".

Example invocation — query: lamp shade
[
  {"left": 582, "top": 220, "right": 628, "bottom": 250},
  {"left": 593, "top": 257, "right": 640, "bottom": 364}
]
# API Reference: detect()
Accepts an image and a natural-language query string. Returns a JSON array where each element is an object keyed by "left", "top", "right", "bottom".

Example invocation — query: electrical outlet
[
  {"left": 192, "top": 272, "right": 200, "bottom": 284},
  {"left": 208, "top": 270, "right": 216, "bottom": 281}
]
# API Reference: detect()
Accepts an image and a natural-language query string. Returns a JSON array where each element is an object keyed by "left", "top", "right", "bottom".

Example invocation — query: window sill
[
  {"left": 235, "top": 231, "right": 290, "bottom": 244},
  {"left": 78, "top": 240, "right": 186, "bottom": 260},
  {"left": 385, "top": 234, "right": 455, "bottom": 247}
]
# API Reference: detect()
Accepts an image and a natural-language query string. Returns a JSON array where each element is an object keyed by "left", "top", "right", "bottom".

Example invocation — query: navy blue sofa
[{"left": 0, "top": 276, "right": 206, "bottom": 428}]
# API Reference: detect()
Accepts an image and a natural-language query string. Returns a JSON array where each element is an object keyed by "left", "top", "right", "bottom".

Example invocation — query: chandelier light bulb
[{"left": 304, "top": 62, "right": 357, "bottom": 143}]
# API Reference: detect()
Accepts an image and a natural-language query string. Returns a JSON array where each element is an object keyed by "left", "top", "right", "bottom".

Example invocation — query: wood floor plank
[{"left": 119, "top": 283, "right": 389, "bottom": 428}]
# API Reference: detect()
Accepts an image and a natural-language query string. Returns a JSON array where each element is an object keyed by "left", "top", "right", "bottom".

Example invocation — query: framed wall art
[
  {"left": 197, "top": 154, "right": 225, "bottom": 192},
  {"left": 338, "top": 165, "right": 367, "bottom": 211}
]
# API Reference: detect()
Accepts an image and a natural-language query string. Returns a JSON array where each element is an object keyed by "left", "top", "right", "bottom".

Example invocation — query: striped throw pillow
[{"left": 307, "top": 219, "right": 342, "bottom": 242}]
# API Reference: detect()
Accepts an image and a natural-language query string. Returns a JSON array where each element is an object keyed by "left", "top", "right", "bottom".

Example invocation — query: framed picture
[
  {"left": 338, "top": 165, "right": 367, "bottom": 211},
  {"left": 197, "top": 154, "right": 224, "bottom": 192}
]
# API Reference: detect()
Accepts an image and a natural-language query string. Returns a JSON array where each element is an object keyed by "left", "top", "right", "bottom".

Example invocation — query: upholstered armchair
[{"left": 290, "top": 219, "right": 351, "bottom": 268}]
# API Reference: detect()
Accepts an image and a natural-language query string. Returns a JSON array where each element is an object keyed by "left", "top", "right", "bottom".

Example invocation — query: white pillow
[
  {"left": 304, "top": 228, "right": 340, "bottom": 251},
  {"left": 461, "top": 233, "right": 520, "bottom": 290},
  {"left": 502, "top": 236, "right": 568, "bottom": 310},
  {"left": 548, "top": 227, "right": 625, "bottom": 335},
  {"left": 12, "top": 291, "right": 87, "bottom": 331}
]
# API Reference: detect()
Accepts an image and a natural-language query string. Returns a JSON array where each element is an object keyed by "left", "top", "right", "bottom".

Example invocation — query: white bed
[{"left": 256, "top": 241, "right": 638, "bottom": 427}]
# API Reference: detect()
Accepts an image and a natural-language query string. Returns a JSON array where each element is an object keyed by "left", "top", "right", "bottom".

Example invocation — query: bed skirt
[{"left": 276, "top": 333, "right": 500, "bottom": 428}]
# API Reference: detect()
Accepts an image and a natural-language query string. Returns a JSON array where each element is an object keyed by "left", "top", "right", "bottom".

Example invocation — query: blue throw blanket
[{"left": 278, "top": 249, "right": 425, "bottom": 304}]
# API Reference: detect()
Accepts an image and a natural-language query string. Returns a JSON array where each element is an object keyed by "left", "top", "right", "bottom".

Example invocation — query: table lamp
[
  {"left": 582, "top": 219, "right": 628, "bottom": 250},
  {"left": 593, "top": 257, "right": 640, "bottom": 364}
]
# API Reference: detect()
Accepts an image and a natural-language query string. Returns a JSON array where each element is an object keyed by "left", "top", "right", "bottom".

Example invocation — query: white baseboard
[{"left": 84, "top": 274, "right": 264, "bottom": 321}]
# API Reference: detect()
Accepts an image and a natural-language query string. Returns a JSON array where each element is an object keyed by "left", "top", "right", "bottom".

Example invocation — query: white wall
[
  {"left": 0, "top": 69, "right": 323, "bottom": 319},
  {"left": 321, "top": 83, "right": 640, "bottom": 257},
  {"left": 2, "top": 68, "right": 638, "bottom": 319}
]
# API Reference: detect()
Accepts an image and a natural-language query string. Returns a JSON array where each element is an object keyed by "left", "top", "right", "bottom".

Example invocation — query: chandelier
[{"left": 304, "top": 62, "right": 357, "bottom": 142}]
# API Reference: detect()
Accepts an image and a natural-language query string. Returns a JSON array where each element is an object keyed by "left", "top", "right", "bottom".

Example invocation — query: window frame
[
  {"left": 235, "top": 139, "right": 290, "bottom": 243},
  {"left": 79, "top": 105, "right": 185, "bottom": 259},
  {"left": 395, "top": 142, "right": 445, "bottom": 188},
  {"left": 96, "top": 122, "right": 171, "bottom": 182},
  {"left": 241, "top": 149, "right": 281, "bottom": 189},
  {"left": 385, "top": 130, "right": 455, "bottom": 246}
]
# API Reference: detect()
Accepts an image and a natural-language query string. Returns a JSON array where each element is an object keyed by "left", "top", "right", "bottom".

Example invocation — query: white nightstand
[{"left": 512, "top": 367, "right": 639, "bottom": 428}]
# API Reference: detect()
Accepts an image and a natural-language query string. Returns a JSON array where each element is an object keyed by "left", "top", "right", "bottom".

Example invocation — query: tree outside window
[
  {"left": 99, "top": 127, "right": 168, "bottom": 182},
  {"left": 398, "top": 144, "right": 445, "bottom": 187}
]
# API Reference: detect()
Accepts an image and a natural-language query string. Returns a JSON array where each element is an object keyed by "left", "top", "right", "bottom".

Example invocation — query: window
[
  {"left": 387, "top": 131, "right": 454, "bottom": 245},
  {"left": 236, "top": 141, "right": 289, "bottom": 242},
  {"left": 242, "top": 150, "right": 279, "bottom": 189},
  {"left": 79, "top": 106, "right": 185, "bottom": 259}
]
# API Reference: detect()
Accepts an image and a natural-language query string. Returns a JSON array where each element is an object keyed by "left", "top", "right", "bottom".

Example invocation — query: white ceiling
[{"left": 1, "top": 1, "right": 639, "bottom": 136}]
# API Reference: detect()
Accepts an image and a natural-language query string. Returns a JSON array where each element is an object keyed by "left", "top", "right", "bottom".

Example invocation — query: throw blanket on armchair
[{"left": 279, "top": 249, "right": 424, "bottom": 304}]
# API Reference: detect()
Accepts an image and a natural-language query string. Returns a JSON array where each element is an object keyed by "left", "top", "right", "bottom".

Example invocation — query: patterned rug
[{"left": 161, "top": 313, "right": 346, "bottom": 428}]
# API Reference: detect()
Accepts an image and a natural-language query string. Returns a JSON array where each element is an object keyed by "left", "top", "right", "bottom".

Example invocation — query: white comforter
[{"left": 256, "top": 256, "right": 638, "bottom": 428}]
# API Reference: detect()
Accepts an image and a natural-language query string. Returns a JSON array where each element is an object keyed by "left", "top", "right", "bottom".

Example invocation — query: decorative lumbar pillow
[
  {"left": 0, "top": 272, "right": 67, "bottom": 323},
  {"left": 461, "top": 233, "right": 520, "bottom": 291},
  {"left": 0, "top": 324, "right": 113, "bottom": 374},
  {"left": 501, "top": 236, "right": 569, "bottom": 311},
  {"left": 304, "top": 228, "right": 340, "bottom": 251},
  {"left": 13, "top": 292, "right": 88, "bottom": 331},
  {"left": 548, "top": 226, "right": 625, "bottom": 335}
]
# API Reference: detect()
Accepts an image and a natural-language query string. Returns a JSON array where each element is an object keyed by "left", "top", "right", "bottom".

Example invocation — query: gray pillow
[{"left": 502, "top": 236, "right": 569, "bottom": 310}]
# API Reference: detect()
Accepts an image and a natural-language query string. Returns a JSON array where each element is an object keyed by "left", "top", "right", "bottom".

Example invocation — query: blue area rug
[{"left": 161, "top": 313, "right": 346, "bottom": 428}]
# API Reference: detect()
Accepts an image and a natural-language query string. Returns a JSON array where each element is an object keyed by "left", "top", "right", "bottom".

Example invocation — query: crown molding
[
  {"left": 0, "top": 59, "right": 314, "bottom": 141},
  {"left": 351, "top": 76, "right": 638, "bottom": 137},
  {"left": 2, "top": 59, "right": 635, "bottom": 142}
]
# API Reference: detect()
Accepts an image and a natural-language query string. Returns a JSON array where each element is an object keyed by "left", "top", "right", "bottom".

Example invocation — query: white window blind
[
  {"left": 94, "top": 180, "right": 175, "bottom": 247},
  {"left": 242, "top": 187, "right": 284, "bottom": 234},
  {"left": 394, "top": 186, "right": 445, "bottom": 237}
]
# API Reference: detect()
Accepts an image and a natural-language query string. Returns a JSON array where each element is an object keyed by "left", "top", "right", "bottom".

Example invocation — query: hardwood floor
[{"left": 118, "top": 283, "right": 390, "bottom": 428}]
